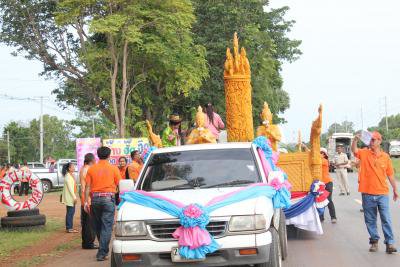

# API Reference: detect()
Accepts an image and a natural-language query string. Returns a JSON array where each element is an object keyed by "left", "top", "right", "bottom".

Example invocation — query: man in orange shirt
[
  {"left": 79, "top": 153, "right": 97, "bottom": 250},
  {"left": 127, "top": 150, "right": 143, "bottom": 181},
  {"left": 84, "top": 147, "right": 122, "bottom": 261},
  {"left": 352, "top": 131, "right": 398, "bottom": 253}
]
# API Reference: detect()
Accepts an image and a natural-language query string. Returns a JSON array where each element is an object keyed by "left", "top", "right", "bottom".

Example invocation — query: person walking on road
[
  {"left": 84, "top": 146, "right": 122, "bottom": 261},
  {"left": 352, "top": 131, "right": 398, "bottom": 253},
  {"left": 320, "top": 148, "right": 337, "bottom": 223},
  {"left": 335, "top": 145, "right": 350, "bottom": 195},
  {"left": 61, "top": 162, "right": 78, "bottom": 233},
  {"left": 79, "top": 153, "right": 97, "bottom": 249}
]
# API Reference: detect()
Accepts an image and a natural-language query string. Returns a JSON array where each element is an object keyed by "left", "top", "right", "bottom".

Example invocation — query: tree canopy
[
  {"left": 192, "top": 0, "right": 301, "bottom": 123},
  {"left": 0, "top": 0, "right": 208, "bottom": 137}
]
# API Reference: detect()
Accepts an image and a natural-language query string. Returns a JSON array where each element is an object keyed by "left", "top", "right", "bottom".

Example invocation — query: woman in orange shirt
[
  {"left": 321, "top": 148, "right": 337, "bottom": 223},
  {"left": 118, "top": 157, "right": 128, "bottom": 179}
]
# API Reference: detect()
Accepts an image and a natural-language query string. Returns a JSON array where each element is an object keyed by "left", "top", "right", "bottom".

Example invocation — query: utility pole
[
  {"left": 7, "top": 131, "right": 10, "bottom": 164},
  {"left": 40, "top": 96, "right": 44, "bottom": 164},
  {"left": 361, "top": 105, "right": 364, "bottom": 130},
  {"left": 385, "top": 96, "right": 389, "bottom": 133}
]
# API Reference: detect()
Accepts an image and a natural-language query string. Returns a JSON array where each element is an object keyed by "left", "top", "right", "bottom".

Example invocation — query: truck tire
[
  {"left": 1, "top": 214, "right": 46, "bottom": 228},
  {"left": 279, "top": 210, "right": 288, "bottom": 260},
  {"left": 41, "top": 180, "right": 52, "bottom": 193},
  {"left": 256, "top": 228, "right": 282, "bottom": 267},
  {"left": 7, "top": 209, "right": 40, "bottom": 217}
]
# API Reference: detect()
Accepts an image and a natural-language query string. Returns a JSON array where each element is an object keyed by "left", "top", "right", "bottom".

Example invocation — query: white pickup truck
[{"left": 112, "top": 143, "right": 287, "bottom": 267}]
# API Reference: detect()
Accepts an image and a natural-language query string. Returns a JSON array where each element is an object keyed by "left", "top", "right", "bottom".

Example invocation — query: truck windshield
[{"left": 140, "top": 148, "right": 260, "bottom": 191}]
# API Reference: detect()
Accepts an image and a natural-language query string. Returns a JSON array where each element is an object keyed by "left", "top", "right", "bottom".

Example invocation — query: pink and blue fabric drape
[{"left": 120, "top": 183, "right": 291, "bottom": 259}]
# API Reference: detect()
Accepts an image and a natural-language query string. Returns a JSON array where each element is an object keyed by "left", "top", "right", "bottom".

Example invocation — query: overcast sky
[{"left": 1, "top": 0, "right": 399, "bottom": 142}]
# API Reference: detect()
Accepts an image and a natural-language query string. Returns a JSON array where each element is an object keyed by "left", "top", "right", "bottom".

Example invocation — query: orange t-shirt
[
  {"left": 355, "top": 148, "right": 394, "bottom": 195},
  {"left": 0, "top": 169, "right": 5, "bottom": 179},
  {"left": 321, "top": 158, "right": 333, "bottom": 184},
  {"left": 127, "top": 161, "right": 143, "bottom": 181},
  {"left": 119, "top": 166, "right": 128, "bottom": 179},
  {"left": 86, "top": 160, "right": 122, "bottom": 193}
]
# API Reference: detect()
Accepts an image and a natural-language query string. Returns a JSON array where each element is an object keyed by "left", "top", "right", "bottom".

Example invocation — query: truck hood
[{"left": 118, "top": 187, "right": 273, "bottom": 221}]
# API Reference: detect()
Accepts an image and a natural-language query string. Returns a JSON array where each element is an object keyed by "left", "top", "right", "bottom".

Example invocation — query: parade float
[{"left": 146, "top": 32, "right": 328, "bottom": 235}]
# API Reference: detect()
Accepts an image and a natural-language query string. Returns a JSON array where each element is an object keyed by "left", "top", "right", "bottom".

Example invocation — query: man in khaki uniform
[{"left": 335, "top": 145, "right": 350, "bottom": 195}]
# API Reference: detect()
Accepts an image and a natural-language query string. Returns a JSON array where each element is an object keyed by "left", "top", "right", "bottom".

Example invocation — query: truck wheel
[
  {"left": 279, "top": 210, "right": 288, "bottom": 260},
  {"left": 41, "top": 180, "right": 52, "bottom": 193},
  {"left": 256, "top": 228, "right": 282, "bottom": 267},
  {"left": 7, "top": 209, "right": 40, "bottom": 217},
  {"left": 1, "top": 214, "right": 46, "bottom": 228}
]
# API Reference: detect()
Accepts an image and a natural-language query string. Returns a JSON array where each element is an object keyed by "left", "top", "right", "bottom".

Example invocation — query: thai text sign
[{"left": 103, "top": 138, "right": 150, "bottom": 165}]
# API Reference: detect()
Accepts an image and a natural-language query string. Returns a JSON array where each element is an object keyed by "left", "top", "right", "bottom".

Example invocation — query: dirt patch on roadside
[{"left": 1, "top": 192, "right": 83, "bottom": 266}]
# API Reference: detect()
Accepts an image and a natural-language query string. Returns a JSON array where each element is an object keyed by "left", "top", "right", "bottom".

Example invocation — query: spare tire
[
  {"left": 1, "top": 214, "right": 46, "bottom": 228},
  {"left": 7, "top": 209, "right": 40, "bottom": 218}
]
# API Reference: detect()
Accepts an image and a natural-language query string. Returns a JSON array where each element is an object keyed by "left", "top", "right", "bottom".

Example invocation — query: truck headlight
[
  {"left": 115, "top": 221, "right": 147, "bottom": 237},
  {"left": 229, "top": 215, "right": 266, "bottom": 232}
]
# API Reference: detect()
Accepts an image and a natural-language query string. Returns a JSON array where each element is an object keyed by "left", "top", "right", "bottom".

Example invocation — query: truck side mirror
[{"left": 119, "top": 179, "right": 135, "bottom": 193}]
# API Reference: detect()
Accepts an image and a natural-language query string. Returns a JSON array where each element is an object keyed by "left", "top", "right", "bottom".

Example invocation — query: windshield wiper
[
  {"left": 203, "top": 179, "right": 255, "bottom": 189},
  {"left": 157, "top": 183, "right": 194, "bottom": 191}
]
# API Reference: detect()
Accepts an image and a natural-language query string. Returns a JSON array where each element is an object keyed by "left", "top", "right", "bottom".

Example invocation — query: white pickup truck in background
[
  {"left": 389, "top": 140, "right": 400, "bottom": 158},
  {"left": 32, "top": 159, "right": 77, "bottom": 192},
  {"left": 112, "top": 143, "right": 287, "bottom": 267}
]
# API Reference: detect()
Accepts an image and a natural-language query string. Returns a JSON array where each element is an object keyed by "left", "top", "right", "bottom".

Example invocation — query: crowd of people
[{"left": 60, "top": 147, "right": 145, "bottom": 261}]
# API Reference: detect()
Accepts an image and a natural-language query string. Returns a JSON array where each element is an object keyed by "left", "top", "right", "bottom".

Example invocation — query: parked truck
[
  {"left": 33, "top": 159, "right": 77, "bottom": 192},
  {"left": 389, "top": 140, "right": 400, "bottom": 158},
  {"left": 327, "top": 133, "right": 354, "bottom": 172}
]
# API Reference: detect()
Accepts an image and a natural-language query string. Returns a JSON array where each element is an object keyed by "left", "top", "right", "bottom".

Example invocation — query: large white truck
[
  {"left": 327, "top": 133, "right": 354, "bottom": 172},
  {"left": 112, "top": 143, "right": 287, "bottom": 267}
]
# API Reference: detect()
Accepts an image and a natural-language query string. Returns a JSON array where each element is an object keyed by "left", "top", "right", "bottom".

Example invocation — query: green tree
[
  {"left": 320, "top": 121, "right": 355, "bottom": 147},
  {"left": 2, "top": 116, "right": 75, "bottom": 162},
  {"left": 192, "top": 0, "right": 301, "bottom": 123},
  {"left": 368, "top": 114, "right": 400, "bottom": 140},
  {"left": 69, "top": 113, "right": 118, "bottom": 139},
  {"left": 0, "top": 0, "right": 208, "bottom": 137}
]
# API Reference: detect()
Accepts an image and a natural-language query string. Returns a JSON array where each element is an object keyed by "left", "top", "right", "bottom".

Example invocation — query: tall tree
[
  {"left": 0, "top": 0, "right": 207, "bottom": 137},
  {"left": 192, "top": 0, "right": 301, "bottom": 123},
  {"left": 2, "top": 116, "right": 75, "bottom": 163}
]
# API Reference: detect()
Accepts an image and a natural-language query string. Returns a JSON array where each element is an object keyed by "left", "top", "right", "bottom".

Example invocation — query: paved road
[
  {"left": 46, "top": 173, "right": 400, "bottom": 267},
  {"left": 283, "top": 172, "right": 400, "bottom": 267}
]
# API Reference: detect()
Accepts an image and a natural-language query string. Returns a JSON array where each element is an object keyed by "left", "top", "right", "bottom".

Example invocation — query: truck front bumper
[{"left": 112, "top": 231, "right": 271, "bottom": 267}]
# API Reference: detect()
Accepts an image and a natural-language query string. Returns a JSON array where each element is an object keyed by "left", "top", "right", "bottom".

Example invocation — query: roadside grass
[
  {"left": 393, "top": 158, "right": 400, "bottom": 180},
  {"left": 0, "top": 219, "right": 63, "bottom": 258},
  {"left": 17, "top": 238, "right": 80, "bottom": 267}
]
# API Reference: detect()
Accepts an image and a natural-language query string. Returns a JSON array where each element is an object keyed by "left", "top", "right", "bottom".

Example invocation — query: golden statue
[
  {"left": 277, "top": 105, "right": 323, "bottom": 191},
  {"left": 186, "top": 107, "right": 217, "bottom": 144},
  {"left": 309, "top": 104, "right": 323, "bottom": 180},
  {"left": 146, "top": 120, "right": 163, "bottom": 148},
  {"left": 224, "top": 32, "right": 254, "bottom": 142},
  {"left": 256, "top": 102, "right": 282, "bottom": 151}
]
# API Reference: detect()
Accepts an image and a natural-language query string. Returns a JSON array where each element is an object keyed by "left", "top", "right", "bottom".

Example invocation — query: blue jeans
[
  {"left": 66, "top": 205, "right": 75, "bottom": 230},
  {"left": 91, "top": 196, "right": 116, "bottom": 258},
  {"left": 362, "top": 194, "right": 395, "bottom": 245}
]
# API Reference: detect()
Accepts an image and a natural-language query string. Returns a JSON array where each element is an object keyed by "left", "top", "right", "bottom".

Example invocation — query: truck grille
[{"left": 148, "top": 221, "right": 227, "bottom": 240}]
